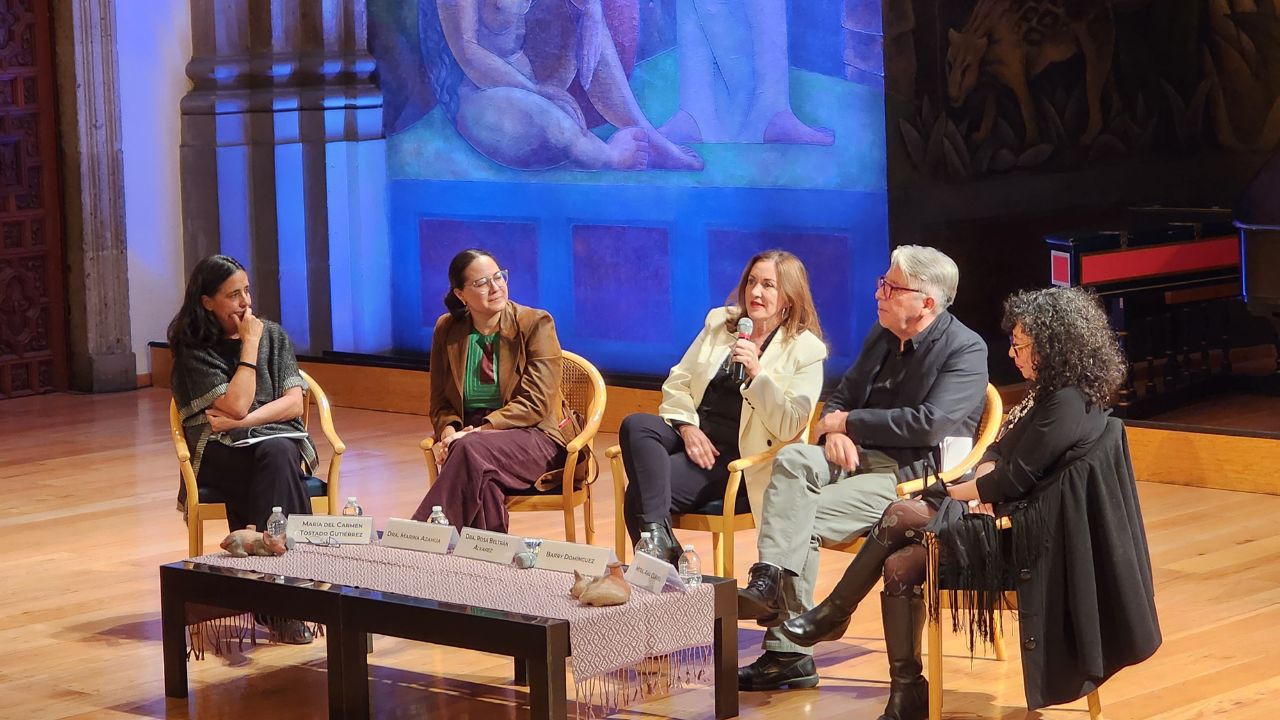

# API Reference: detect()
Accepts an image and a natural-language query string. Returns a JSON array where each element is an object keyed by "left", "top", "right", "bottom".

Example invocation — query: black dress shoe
[
  {"left": 639, "top": 521, "right": 682, "bottom": 565},
  {"left": 737, "top": 651, "right": 819, "bottom": 691},
  {"left": 737, "top": 562, "right": 786, "bottom": 622},
  {"left": 778, "top": 599, "right": 852, "bottom": 646}
]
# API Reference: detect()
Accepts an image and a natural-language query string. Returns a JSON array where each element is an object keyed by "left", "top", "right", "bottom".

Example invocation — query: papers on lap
[{"left": 227, "top": 431, "right": 309, "bottom": 447}]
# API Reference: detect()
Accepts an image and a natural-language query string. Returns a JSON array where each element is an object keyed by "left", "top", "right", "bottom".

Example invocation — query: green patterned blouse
[{"left": 463, "top": 329, "right": 501, "bottom": 411}]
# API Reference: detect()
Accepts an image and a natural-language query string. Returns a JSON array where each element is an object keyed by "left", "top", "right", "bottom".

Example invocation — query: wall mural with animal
[
  {"left": 890, "top": 0, "right": 1280, "bottom": 180},
  {"left": 882, "top": 0, "right": 1280, "bottom": 368}
]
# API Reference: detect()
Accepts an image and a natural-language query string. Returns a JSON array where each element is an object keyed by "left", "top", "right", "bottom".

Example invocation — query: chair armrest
[
  {"left": 605, "top": 444, "right": 625, "bottom": 496},
  {"left": 897, "top": 384, "right": 1005, "bottom": 498},
  {"left": 565, "top": 389, "right": 607, "bottom": 457},
  {"left": 305, "top": 377, "right": 346, "bottom": 455},
  {"left": 894, "top": 453, "right": 988, "bottom": 498},
  {"left": 606, "top": 444, "right": 627, "bottom": 562},
  {"left": 726, "top": 444, "right": 783, "bottom": 474},
  {"left": 170, "top": 424, "right": 190, "bottom": 463},
  {"left": 715, "top": 444, "right": 787, "bottom": 521},
  {"left": 420, "top": 437, "right": 438, "bottom": 486},
  {"left": 169, "top": 403, "right": 202, "bottom": 519}
]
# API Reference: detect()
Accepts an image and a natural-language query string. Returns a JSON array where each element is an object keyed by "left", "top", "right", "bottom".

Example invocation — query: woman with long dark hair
[
  {"left": 409, "top": 248, "right": 581, "bottom": 531},
  {"left": 776, "top": 286, "right": 1135, "bottom": 720},
  {"left": 169, "top": 255, "right": 317, "bottom": 642}
]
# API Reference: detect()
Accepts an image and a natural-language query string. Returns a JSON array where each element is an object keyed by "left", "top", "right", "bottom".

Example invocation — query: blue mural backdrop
[{"left": 370, "top": 0, "right": 889, "bottom": 378}]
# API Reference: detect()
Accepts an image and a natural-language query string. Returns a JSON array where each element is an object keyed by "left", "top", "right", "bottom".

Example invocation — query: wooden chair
[
  {"left": 910, "top": 388, "right": 1102, "bottom": 720},
  {"left": 420, "top": 349, "right": 606, "bottom": 544},
  {"left": 922, "top": 519, "right": 1103, "bottom": 720},
  {"left": 169, "top": 369, "right": 346, "bottom": 558},
  {"left": 607, "top": 408, "right": 819, "bottom": 578}
]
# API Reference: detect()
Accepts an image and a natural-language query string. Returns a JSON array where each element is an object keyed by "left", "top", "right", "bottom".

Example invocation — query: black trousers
[
  {"left": 618, "top": 413, "right": 739, "bottom": 543},
  {"left": 197, "top": 437, "right": 312, "bottom": 532}
]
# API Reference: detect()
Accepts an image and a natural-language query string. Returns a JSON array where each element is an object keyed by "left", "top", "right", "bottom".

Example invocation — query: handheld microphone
[{"left": 730, "top": 317, "right": 754, "bottom": 383}]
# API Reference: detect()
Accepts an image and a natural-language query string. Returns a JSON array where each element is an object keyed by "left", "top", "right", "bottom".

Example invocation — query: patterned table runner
[{"left": 192, "top": 543, "right": 715, "bottom": 715}]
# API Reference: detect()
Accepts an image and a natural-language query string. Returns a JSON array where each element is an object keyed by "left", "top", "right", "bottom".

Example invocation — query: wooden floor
[{"left": 3, "top": 388, "right": 1279, "bottom": 719}]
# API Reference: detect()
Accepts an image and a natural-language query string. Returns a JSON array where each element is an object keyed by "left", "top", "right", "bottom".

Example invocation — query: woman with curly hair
[{"left": 775, "top": 286, "right": 1127, "bottom": 720}]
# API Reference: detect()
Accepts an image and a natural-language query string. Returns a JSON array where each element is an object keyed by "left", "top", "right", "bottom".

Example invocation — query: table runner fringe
[
  {"left": 186, "top": 612, "right": 256, "bottom": 661},
  {"left": 574, "top": 644, "right": 713, "bottom": 719}
]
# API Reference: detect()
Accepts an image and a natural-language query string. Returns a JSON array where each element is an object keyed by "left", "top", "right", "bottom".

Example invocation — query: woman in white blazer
[{"left": 619, "top": 250, "right": 828, "bottom": 563}]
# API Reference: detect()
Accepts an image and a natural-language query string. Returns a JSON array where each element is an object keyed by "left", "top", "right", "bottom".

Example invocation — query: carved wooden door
[{"left": 0, "top": 0, "right": 64, "bottom": 398}]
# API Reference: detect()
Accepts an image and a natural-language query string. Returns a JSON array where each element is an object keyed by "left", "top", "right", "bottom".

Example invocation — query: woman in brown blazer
[{"left": 410, "top": 248, "right": 575, "bottom": 531}]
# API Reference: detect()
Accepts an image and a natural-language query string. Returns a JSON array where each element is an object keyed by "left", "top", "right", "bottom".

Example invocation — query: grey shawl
[{"left": 170, "top": 320, "right": 317, "bottom": 511}]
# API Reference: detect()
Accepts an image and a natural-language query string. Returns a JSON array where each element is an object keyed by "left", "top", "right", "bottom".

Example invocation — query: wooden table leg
[
  {"left": 159, "top": 569, "right": 189, "bottom": 699},
  {"left": 336, "top": 619, "right": 370, "bottom": 719},
  {"left": 527, "top": 624, "right": 569, "bottom": 720},
  {"left": 713, "top": 581, "right": 740, "bottom": 719},
  {"left": 713, "top": 614, "right": 739, "bottom": 719},
  {"left": 325, "top": 620, "right": 347, "bottom": 720}
]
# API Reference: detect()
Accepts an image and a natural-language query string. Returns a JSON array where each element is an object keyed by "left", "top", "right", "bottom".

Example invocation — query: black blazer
[
  {"left": 822, "top": 311, "right": 989, "bottom": 479},
  {"left": 977, "top": 386, "right": 1108, "bottom": 504},
  {"left": 1008, "top": 417, "right": 1161, "bottom": 709}
]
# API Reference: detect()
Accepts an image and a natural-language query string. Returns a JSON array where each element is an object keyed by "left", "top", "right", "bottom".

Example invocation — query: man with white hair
[{"left": 737, "top": 245, "right": 989, "bottom": 691}]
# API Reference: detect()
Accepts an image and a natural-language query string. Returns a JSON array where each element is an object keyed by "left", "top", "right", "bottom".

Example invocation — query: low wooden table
[{"left": 160, "top": 559, "right": 739, "bottom": 719}]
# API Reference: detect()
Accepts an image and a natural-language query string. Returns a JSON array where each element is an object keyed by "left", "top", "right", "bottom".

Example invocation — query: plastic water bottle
[
  {"left": 635, "top": 531, "right": 659, "bottom": 559},
  {"left": 678, "top": 545, "right": 702, "bottom": 588},
  {"left": 265, "top": 506, "right": 287, "bottom": 537},
  {"left": 342, "top": 496, "right": 363, "bottom": 516},
  {"left": 427, "top": 505, "right": 450, "bottom": 525}
]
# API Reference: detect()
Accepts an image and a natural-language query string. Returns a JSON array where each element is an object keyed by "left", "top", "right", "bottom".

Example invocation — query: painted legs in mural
[
  {"left": 437, "top": 0, "right": 702, "bottom": 171},
  {"left": 660, "top": 0, "right": 833, "bottom": 145}
]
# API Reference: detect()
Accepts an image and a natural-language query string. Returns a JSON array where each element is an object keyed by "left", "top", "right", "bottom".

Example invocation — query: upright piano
[{"left": 1044, "top": 206, "right": 1278, "bottom": 418}]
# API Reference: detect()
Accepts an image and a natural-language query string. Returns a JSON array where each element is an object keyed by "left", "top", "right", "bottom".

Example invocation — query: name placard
[
  {"left": 381, "top": 517, "right": 458, "bottom": 554},
  {"left": 535, "top": 540, "right": 613, "bottom": 576},
  {"left": 286, "top": 515, "right": 374, "bottom": 545},
  {"left": 624, "top": 551, "right": 685, "bottom": 593},
  {"left": 453, "top": 527, "right": 522, "bottom": 565}
]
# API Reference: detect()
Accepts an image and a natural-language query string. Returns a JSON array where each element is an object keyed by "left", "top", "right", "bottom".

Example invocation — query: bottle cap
[
  {"left": 432, "top": 505, "right": 443, "bottom": 512},
  {"left": 683, "top": 544, "right": 695, "bottom": 550},
  {"left": 640, "top": 531, "right": 651, "bottom": 538},
  {"left": 348, "top": 496, "right": 358, "bottom": 502},
  {"left": 272, "top": 506, "right": 282, "bottom": 512}
]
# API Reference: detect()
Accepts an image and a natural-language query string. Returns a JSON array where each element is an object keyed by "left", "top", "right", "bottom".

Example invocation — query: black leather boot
[
  {"left": 737, "top": 650, "right": 819, "bottom": 691},
  {"left": 877, "top": 592, "right": 928, "bottom": 720},
  {"left": 639, "top": 521, "right": 682, "bottom": 565},
  {"left": 779, "top": 531, "right": 897, "bottom": 645},
  {"left": 778, "top": 598, "right": 852, "bottom": 646},
  {"left": 737, "top": 562, "right": 786, "bottom": 622}
]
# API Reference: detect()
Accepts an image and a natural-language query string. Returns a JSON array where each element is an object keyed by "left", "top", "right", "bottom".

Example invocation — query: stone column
[
  {"left": 52, "top": 0, "right": 136, "bottom": 392},
  {"left": 180, "top": 0, "right": 383, "bottom": 354}
]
